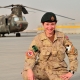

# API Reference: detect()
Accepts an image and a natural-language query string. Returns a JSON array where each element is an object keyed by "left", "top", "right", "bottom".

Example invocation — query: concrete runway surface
[{"left": 0, "top": 32, "right": 80, "bottom": 80}]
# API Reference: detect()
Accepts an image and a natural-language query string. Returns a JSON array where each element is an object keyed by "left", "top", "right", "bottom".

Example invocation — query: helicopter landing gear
[
  {"left": 2, "top": 34, "right": 5, "bottom": 37},
  {"left": 16, "top": 33, "right": 21, "bottom": 37}
]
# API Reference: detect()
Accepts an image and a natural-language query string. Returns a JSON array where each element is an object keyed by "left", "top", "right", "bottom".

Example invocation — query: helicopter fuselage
[{"left": 0, "top": 15, "right": 28, "bottom": 35}]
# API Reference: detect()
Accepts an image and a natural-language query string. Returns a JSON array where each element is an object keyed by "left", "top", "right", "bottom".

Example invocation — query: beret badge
[{"left": 51, "top": 16, "right": 54, "bottom": 21}]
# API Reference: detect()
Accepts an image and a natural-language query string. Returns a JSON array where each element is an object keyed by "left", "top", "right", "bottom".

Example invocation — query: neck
[{"left": 45, "top": 31, "right": 55, "bottom": 37}]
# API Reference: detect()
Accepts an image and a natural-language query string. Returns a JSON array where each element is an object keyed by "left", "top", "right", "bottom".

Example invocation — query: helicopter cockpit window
[
  {"left": 14, "top": 17, "right": 19, "bottom": 21},
  {"left": 12, "top": 15, "right": 19, "bottom": 21},
  {"left": 12, "top": 15, "right": 26, "bottom": 21}
]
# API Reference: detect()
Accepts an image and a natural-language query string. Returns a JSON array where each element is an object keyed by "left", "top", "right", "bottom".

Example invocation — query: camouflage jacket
[{"left": 23, "top": 30, "right": 78, "bottom": 72}]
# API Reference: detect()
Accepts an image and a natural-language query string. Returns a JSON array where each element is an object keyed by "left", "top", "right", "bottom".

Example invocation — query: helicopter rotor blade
[
  {"left": 2, "top": 4, "right": 14, "bottom": 8},
  {"left": 1, "top": 4, "right": 28, "bottom": 14},
  {"left": 53, "top": 14, "right": 75, "bottom": 20},
  {"left": 0, "top": 4, "right": 75, "bottom": 20},
  {"left": 1, "top": 4, "right": 22, "bottom": 8},
  {"left": 28, "top": 11, "right": 35, "bottom": 13},
  {"left": 21, "top": 6, "right": 28, "bottom": 14},
  {"left": 24, "top": 6, "right": 75, "bottom": 20}
]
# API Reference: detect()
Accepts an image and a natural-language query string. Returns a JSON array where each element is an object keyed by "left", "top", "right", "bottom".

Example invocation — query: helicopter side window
[
  {"left": 0, "top": 19, "right": 2, "bottom": 25},
  {"left": 5, "top": 18, "right": 8, "bottom": 25},
  {"left": 22, "top": 16, "right": 26, "bottom": 21},
  {"left": 0, "top": 18, "right": 4, "bottom": 24}
]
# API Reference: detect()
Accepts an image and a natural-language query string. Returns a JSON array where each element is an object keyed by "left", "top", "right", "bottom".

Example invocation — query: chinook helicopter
[{"left": 0, "top": 4, "right": 75, "bottom": 37}]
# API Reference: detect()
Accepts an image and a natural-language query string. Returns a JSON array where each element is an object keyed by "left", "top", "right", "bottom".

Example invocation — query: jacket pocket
[
  {"left": 52, "top": 51, "right": 58, "bottom": 57},
  {"left": 57, "top": 51, "right": 65, "bottom": 61},
  {"left": 39, "top": 50, "right": 51, "bottom": 61}
]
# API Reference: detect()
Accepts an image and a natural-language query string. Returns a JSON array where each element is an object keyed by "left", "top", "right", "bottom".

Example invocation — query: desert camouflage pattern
[{"left": 22, "top": 30, "right": 78, "bottom": 80}]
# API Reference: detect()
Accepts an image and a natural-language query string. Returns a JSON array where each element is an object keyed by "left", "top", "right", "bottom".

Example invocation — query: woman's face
[{"left": 42, "top": 22, "right": 56, "bottom": 34}]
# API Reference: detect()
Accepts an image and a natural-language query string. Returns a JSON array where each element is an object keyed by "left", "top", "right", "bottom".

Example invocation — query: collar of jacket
[{"left": 40, "top": 30, "right": 63, "bottom": 41}]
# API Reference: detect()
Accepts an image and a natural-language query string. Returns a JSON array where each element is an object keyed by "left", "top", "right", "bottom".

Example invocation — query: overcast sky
[{"left": 0, "top": 0, "right": 80, "bottom": 30}]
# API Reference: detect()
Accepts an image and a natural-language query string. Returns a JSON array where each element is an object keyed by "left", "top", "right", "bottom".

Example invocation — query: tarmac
[{"left": 0, "top": 32, "right": 80, "bottom": 80}]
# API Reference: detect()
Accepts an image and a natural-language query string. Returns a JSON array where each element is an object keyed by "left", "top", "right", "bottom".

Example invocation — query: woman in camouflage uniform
[{"left": 22, "top": 12, "right": 78, "bottom": 80}]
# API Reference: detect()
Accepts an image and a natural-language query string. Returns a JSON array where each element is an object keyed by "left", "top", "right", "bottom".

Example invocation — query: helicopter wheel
[
  {"left": 16, "top": 33, "right": 21, "bottom": 37},
  {"left": 2, "top": 34, "right": 5, "bottom": 37}
]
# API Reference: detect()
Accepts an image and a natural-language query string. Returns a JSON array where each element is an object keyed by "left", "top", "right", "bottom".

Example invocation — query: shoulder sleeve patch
[
  {"left": 26, "top": 50, "right": 34, "bottom": 58},
  {"left": 65, "top": 35, "right": 69, "bottom": 39}
]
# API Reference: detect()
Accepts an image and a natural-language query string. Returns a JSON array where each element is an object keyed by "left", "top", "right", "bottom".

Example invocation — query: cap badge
[{"left": 51, "top": 16, "right": 54, "bottom": 21}]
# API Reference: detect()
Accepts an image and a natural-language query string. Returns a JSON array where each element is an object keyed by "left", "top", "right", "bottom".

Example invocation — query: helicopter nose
[
  {"left": 19, "top": 24, "right": 22, "bottom": 27},
  {"left": 17, "top": 21, "right": 28, "bottom": 30}
]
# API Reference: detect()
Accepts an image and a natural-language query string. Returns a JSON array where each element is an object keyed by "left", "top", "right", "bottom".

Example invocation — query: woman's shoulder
[{"left": 55, "top": 30, "right": 65, "bottom": 37}]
